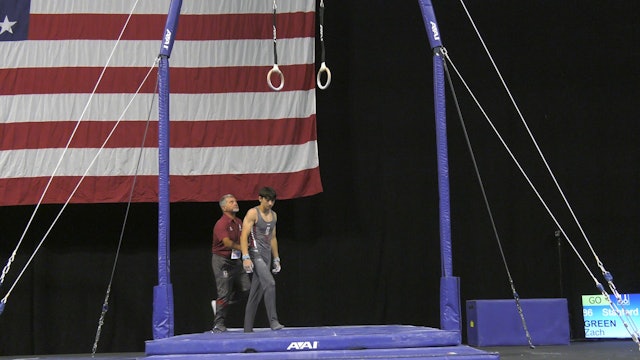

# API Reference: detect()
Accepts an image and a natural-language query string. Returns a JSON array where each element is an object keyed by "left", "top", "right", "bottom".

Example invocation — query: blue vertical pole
[
  {"left": 417, "top": 0, "right": 461, "bottom": 334},
  {"left": 152, "top": 0, "right": 182, "bottom": 340}
]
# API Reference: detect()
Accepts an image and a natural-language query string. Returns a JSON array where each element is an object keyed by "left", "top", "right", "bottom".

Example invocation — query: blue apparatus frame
[
  {"left": 417, "top": 0, "right": 461, "bottom": 335},
  {"left": 152, "top": 0, "right": 461, "bottom": 342},
  {"left": 152, "top": 0, "right": 182, "bottom": 340}
]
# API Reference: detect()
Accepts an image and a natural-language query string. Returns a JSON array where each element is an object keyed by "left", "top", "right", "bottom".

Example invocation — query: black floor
[
  {"left": 1, "top": 340, "right": 637, "bottom": 359},
  {"left": 480, "top": 340, "right": 639, "bottom": 359}
]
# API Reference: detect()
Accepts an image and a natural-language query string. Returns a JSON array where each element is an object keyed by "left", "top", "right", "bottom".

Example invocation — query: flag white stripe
[
  {"left": 30, "top": 0, "right": 315, "bottom": 16},
  {"left": 0, "top": 141, "right": 319, "bottom": 177},
  {"left": 0, "top": 91, "right": 315, "bottom": 123},
  {"left": 0, "top": 38, "right": 314, "bottom": 69}
]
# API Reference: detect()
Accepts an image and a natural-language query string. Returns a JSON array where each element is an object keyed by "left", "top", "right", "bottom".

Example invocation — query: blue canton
[{"left": 0, "top": 0, "right": 31, "bottom": 41}]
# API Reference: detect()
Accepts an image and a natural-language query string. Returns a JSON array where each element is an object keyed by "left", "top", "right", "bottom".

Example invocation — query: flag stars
[{"left": 0, "top": 15, "right": 17, "bottom": 35}]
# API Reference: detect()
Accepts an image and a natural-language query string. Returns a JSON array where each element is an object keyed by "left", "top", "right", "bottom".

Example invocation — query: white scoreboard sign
[{"left": 582, "top": 294, "right": 639, "bottom": 338}]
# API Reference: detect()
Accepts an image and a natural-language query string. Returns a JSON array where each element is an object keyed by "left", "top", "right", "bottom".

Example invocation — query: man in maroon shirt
[{"left": 211, "top": 194, "right": 250, "bottom": 332}]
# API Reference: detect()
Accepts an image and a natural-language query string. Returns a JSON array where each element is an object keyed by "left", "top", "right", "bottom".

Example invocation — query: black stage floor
[
  {"left": 1, "top": 340, "right": 638, "bottom": 360},
  {"left": 480, "top": 340, "right": 639, "bottom": 359}
]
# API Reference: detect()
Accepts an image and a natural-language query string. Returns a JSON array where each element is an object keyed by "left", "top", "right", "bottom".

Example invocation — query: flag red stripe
[
  {"left": 28, "top": 13, "right": 315, "bottom": 41},
  {"left": 0, "top": 168, "right": 322, "bottom": 205},
  {"left": 0, "top": 116, "right": 317, "bottom": 150},
  {"left": 0, "top": 64, "right": 315, "bottom": 95}
]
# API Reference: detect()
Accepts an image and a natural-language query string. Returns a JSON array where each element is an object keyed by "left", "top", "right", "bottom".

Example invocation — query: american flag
[{"left": 0, "top": 0, "right": 322, "bottom": 205}]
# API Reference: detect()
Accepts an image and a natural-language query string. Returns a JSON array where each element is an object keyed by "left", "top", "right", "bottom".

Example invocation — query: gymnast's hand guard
[
  {"left": 242, "top": 255, "right": 253, "bottom": 273},
  {"left": 272, "top": 257, "right": 281, "bottom": 274}
]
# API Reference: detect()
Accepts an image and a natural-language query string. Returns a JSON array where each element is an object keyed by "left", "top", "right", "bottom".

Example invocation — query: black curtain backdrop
[{"left": 2, "top": 0, "right": 639, "bottom": 355}]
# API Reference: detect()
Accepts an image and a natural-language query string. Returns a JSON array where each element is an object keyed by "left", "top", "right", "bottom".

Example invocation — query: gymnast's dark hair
[{"left": 258, "top": 187, "right": 276, "bottom": 201}]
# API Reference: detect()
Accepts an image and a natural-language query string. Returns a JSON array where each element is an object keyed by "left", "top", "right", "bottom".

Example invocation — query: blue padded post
[
  {"left": 417, "top": 0, "right": 460, "bottom": 333},
  {"left": 153, "top": 0, "right": 182, "bottom": 340}
]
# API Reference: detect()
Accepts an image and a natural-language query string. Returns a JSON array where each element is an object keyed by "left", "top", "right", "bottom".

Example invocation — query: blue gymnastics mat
[{"left": 145, "top": 325, "right": 499, "bottom": 359}]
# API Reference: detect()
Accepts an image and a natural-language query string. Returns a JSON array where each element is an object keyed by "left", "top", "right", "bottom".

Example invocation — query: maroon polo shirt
[{"left": 212, "top": 214, "right": 242, "bottom": 258}]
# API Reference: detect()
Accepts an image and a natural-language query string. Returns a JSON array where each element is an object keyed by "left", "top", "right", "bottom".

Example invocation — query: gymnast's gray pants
[{"left": 244, "top": 248, "right": 279, "bottom": 331}]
